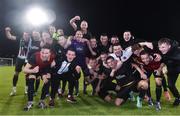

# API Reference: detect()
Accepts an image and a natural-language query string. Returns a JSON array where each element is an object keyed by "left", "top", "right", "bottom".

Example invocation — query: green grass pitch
[{"left": 0, "top": 66, "right": 180, "bottom": 115}]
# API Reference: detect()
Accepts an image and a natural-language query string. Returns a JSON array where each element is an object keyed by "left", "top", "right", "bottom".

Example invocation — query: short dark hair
[
  {"left": 41, "top": 44, "right": 51, "bottom": 50},
  {"left": 113, "top": 43, "right": 121, "bottom": 47},
  {"left": 76, "top": 30, "right": 82, "bottom": 33},
  {"left": 101, "top": 33, "right": 108, "bottom": 36},
  {"left": 89, "top": 56, "right": 97, "bottom": 61},
  {"left": 106, "top": 56, "right": 115, "bottom": 62},
  {"left": 111, "top": 35, "right": 118, "bottom": 39},
  {"left": 112, "top": 43, "right": 122, "bottom": 51},
  {"left": 100, "top": 51, "right": 108, "bottom": 55},
  {"left": 66, "top": 47, "right": 76, "bottom": 54},
  {"left": 123, "top": 30, "right": 132, "bottom": 34},
  {"left": 140, "top": 50, "right": 149, "bottom": 56},
  {"left": 90, "top": 36, "right": 96, "bottom": 40},
  {"left": 158, "top": 38, "right": 171, "bottom": 46}
]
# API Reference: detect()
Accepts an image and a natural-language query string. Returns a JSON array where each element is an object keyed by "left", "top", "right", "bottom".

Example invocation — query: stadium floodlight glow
[{"left": 25, "top": 7, "right": 48, "bottom": 26}]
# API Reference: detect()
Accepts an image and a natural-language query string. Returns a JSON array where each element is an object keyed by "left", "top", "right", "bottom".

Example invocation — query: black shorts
[
  {"left": 116, "top": 86, "right": 131, "bottom": 101},
  {"left": 28, "top": 73, "right": 49, "bottom": 80},
  {"left": 116, "top": 81, "right": 137, "bottom": 100},
  {"left": 132, "top": 69, "right": 142, "bottom": 80},
  {"left": 98, "top": 80, "right": 116, "bottom": 99},
  {"left": 146, "top": 71, "right": 162, "bottom": 79},
  {"left": 15, "top": 58, "right": 26, "bottom": 72}
]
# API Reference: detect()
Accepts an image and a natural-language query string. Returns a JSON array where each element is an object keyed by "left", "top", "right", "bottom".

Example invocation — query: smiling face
[
  {"left": 100, "top": 53, "right": 108, "bottom": 62},
  {"left": 111, "top": 37, "right": 119, "bottom": 45},
  {"left": 123, "top": 31, "right": 132, "bottom": 42},
  {"left": 58, "top": 36, "right": 67, "bottom": 47},
  {"left": 75, "top": 30, "right": 83, "bottom": 41},
  {"left": 140, "top": 53, "right": 150, "bottom": 65},
  {"left": 90, "top": 38, "right": 97, "bottom": 48},
  {"left": 57, "top": 29, "right": 64, "bottom": 36},
  {"left": 32, "top": 31, "right": 41, "bottom": 41},
  {"left": 49, "top": 26, "right": 56, "bottom": 35},
  {"left": 80, "top": 21, "right": 88, "bottom": 31},
  {"left": 23, "top": 32, "right": 30, "bottom": 42},
  {"left": 107, "top": 58, "right": 116, "bottom": 69},
  {"left": 100, "top": 35, "right": 108, "bottom": 45},
  {"left": 158, "top": 43, "right": 171, "bottom": 54},
  {"left": 66, "top": 50, "right": 76, "bottom": 62},
  {"left": 40, "top": 48, "right": 51, "bottom": 61},
  {"left": 113, "top": 45, "right": 122, "bottom": 57},
  {"left": 88, "top": 59, "right": 97, "bottom": 69}
]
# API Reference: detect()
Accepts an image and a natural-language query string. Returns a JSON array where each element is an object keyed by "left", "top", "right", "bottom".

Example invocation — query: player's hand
[
  {"left": 110, "top": 69, "right": 116, "bottom": 77},
  {"left": 115, "top": 85, "right": 121, "bottom": 91},
  {"left": 92, "top": 51, "right": 97, "bottom": 56},
  {"left": 46, "top": 73, "right": 51, "bottom": 79},
  {"left": 74, "top": 16, "right": 80, "bottom": 20},
  {"left": 75, "top": 65, "right": 81, "bottom": 73},
  {"left": 42, "top": 76, "right": 48, "bottom": 84},
  {"left": 5, "top": 27, "right": 11, "bottom": 31},
  {"left": 93, "top": 72, "right": 98, "bottom": 78},
  {"left": 154, "top": 70, "right": 161, "bottom": 76},
  {"left": 51, "top": 60, "right": 56, "bottom": 67},
  {"left": 154, "top": 53, "right": 162, "bottom": 62},
  {"left": 32, "top": 66, "right": 39, "bottom": 73},
  {"left": 89, "top": 69, "right": 94, "bottom": 74},
  {"left": 140, "top": 72, "right": 147, "bottom": 80}
]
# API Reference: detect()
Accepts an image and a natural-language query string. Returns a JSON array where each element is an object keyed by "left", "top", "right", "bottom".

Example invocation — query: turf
[{"left": 0, "top": 66, "right": 180, "bottom": 115}]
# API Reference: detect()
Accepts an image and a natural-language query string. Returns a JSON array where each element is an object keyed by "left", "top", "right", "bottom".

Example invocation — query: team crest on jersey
[{"left": 115, "top": 74, "right": 126, "bottom": 79}]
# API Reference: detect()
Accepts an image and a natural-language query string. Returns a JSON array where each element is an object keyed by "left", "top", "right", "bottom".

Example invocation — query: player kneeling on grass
[
  {"left": 49, "top": 48, "right": 81, "bottom": 107},
  {"left": 83, "top": 57, "right": 100, "bottom": 96},
  {"left": 98, "top": 56, "right": 148, "bottom": 107},
  {"left": 23, "top": 45, "right": 55, "bottom": 111}
]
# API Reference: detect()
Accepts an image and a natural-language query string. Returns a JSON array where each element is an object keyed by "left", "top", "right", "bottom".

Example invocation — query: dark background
[{"left": 0, "top": 0, "right": 180, "bottom": 58}]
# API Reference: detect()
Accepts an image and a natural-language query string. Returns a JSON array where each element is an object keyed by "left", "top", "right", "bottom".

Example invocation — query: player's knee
[
  {"left": 138, "top": 80, "right": 148, "bottom": 90},
  {"left": 14, "top": 72, "right": 19, "bottom": 76},
  {"left": 104, "top": 95, "right": 112, "bottom": 102},
  {"left": 42, "top": 75, "right": 48, "bottom": 79},
  {"left": 115, "top": 98, "right": 123, "bottom": 106},
  {"left": 155, "top": 78, "right": 162, "bottom": 86}
]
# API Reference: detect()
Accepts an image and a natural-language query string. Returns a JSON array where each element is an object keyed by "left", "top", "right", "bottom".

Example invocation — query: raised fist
[
  {"left": 5, "top": 27, "right": 11, "bottom": 31},
  {"left": 74, "top": 16, "right": 80, "bottom": 20}
]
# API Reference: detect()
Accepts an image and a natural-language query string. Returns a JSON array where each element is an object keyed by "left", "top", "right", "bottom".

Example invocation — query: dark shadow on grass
[
  {"left": 78, "top": 95, "right": 92, "bottom": 106},
  {"left": 92, "top": 96, "right": 114, "bottom": 107}
]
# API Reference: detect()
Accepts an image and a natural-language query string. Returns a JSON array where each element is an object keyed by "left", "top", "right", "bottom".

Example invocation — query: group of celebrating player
[{"left": 4, "top": 15, "right": 180, "bottom": 111}]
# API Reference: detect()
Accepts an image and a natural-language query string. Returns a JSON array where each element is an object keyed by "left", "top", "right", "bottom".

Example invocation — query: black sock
[
  {"left": 139, "top": 89, "right": 146, "bottom": 99},
  {"left": 156, "top": 85, "right": 162, "bottom": 102},
  {"left": 13, "top": 74, "right": 18, "bottom": 87},
  {"left": 25, "top": 75, "right": 29, "bottom": 86},
  {"left": 162, "top": 76, "right": 168, "bottom": 92},
  {"left": 35, "top": 79, "right": 40, "bottom": 92}
]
